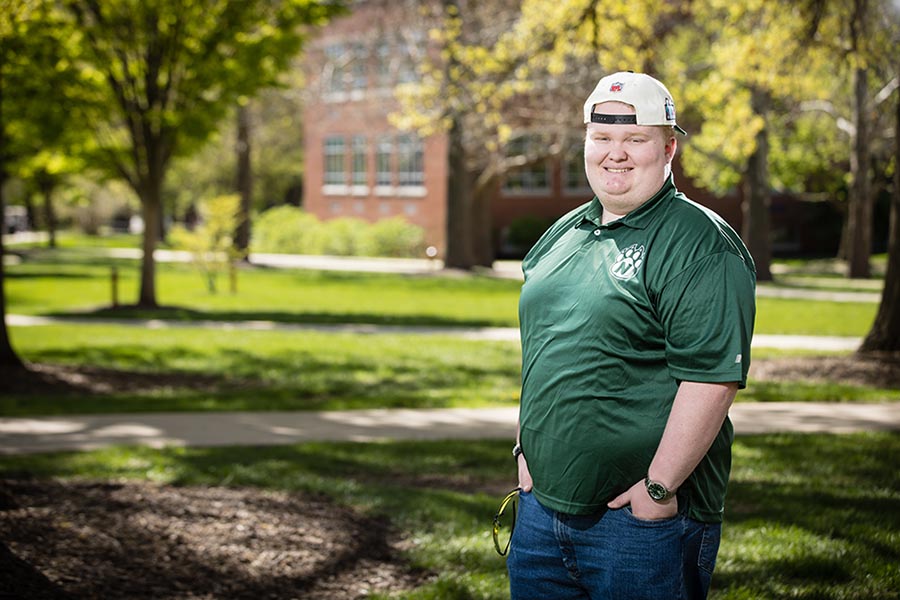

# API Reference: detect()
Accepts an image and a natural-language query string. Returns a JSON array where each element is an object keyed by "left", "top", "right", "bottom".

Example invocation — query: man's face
[{"left": 584, "top": 101, "right": 676, "bottom": 220}]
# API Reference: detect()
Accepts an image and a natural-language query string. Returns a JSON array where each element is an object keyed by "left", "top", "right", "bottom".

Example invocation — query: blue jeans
[{"left": 507, "top": 491, "right": 721, "bottom": 600}]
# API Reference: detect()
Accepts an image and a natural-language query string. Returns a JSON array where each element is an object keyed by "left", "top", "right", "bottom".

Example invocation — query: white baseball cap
[{"left": 583, "top": 71, "right": 686, "bottom": 135}]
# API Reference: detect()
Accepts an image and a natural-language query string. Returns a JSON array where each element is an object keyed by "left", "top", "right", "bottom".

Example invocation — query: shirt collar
[{"left": 577, "top": 175, "right": 677, "bottom": 231}]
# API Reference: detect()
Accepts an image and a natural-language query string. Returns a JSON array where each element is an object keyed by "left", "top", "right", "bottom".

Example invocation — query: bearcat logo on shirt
[{"left": 610, "top": 244, "right": 644, "bottom": 280}]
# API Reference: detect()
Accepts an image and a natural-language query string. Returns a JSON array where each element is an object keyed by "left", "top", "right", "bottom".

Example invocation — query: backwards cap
[{"left": 583, "top": 71, "right": 686, "bottom": 135}]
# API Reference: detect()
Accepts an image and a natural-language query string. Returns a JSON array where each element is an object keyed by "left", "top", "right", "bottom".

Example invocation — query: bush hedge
[{"left": 252, "top": 206, "right": 426, "bottom": 258}]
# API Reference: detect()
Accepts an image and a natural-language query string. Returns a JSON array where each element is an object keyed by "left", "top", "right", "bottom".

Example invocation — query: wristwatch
[
  {"left": 644, "top": 476, "right": 674, "bottom": 502},
  {"left": 512, "top": 443, "right": 524, "bottom": 463}
]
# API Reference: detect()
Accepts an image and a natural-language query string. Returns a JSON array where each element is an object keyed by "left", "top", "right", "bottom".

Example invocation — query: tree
[
  {"left": 860, "top": 86, "right": 900, "bottom": 352},
  {"left": 165, "top": 81, "right": 308, "bottom": 234},
  {"left": 859, "top": 5, "right": 900, "bottom": 352},
  {"left": 660, "top": 0, "right": 840, "bottom": 282},
  {"left": 394, "top": 0, "right": 683, "bottom": 268},
  {"left": 63, "top": 0, "right": 343, "bottom": 307},
  {"left": 18, "top": 151, "right": 88, "bottom": 248},
  {"left": 800, "top": 0, "right": 899, "bottom": 279},
  {"left": 1, "top": 0, "right": 88, "bottom": 367}
]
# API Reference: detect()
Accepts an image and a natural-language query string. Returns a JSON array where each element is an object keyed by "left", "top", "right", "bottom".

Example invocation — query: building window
[
  {"left": 352, "top": 135, "right": 367, "bottom": 187},
  {"left": 324, "top": 44, "right": 347, "bottom": 94},
  {"left": 324, "top": 136, "right": 346, "bottom": 190},
  {"left": 376, "top": 136, "right": 393, "bottom": 187},
  {"left": 504, "top": 134, "right": 550, "bottom": 194},
  {"left": 376, "top": 40, "right": 392, "bottom": 88},
  {"left": 397, "top": 134, "right": 424, "bottom": 188},
  {"left": 350, "top": 43, "right": 367, "bottom": 91}
]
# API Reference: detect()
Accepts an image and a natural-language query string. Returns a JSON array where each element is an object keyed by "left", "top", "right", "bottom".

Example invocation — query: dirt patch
[
  {"left": 0, "top": 478, "right": 430, "bottom": 599},
  {"left": 749, "top": 353, "right": 900, "bottom": 388}
]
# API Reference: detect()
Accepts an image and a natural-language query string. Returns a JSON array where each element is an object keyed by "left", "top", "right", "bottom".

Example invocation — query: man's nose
[{"left": 607, "top": 144, "right": 628, "bottom": 160}]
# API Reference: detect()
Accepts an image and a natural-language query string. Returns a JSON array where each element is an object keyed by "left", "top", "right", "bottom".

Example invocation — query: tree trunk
[
  {"left": 235, "top": 103, "right": 252, "bottom": 259},
  {"left": 471, "top": 180, "right": 495, "bottom": 268},
  {"left": 859, "top": 87, "right": 900, "bottom": 352},
  {"left": 0, "top": 175, "right": 24, "bottom": 368},
  {"left": 22, "top": 193, "right": 36, "bottom": 233},
  {"left": 137, "top": 180, "right": 162, "bottom": 308},
  {"left": 743, "top": 90, "right": 773, "bottom": 281},
  {"left": 38, "top": 175, "right": 57, "bottom": 249},
  {"left": 444, "top": 116, "right": 475, "bottom": 269},
  {"left": 0, "top": 228, "right": 22, "bottom": 368},
  {"left": 847, "top": 66, "right": 872, "bottom": 279},
  {"left": 133, "top": 123, "right": 172, "bottom": 308},
  {"left": 0, "top": 71, "right": 23, "bottom": 368}
]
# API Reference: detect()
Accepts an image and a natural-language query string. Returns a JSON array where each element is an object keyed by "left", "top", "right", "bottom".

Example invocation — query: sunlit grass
[
  {"left": 6, "top": 245, "right": 882, "bottom": 335},
  {"left": 6, "top": 250, "right": 522, "bottom": 327},
  {"left": 755, "top": 296, "right": 876, "bottom": 337}
]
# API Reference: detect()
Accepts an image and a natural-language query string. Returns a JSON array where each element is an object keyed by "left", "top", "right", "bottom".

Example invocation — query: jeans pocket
[
  {"left": 697, "top": 522, "right": 722, "bottom": 574},
  {"left": 621, "top": 506, "right": 682, "bottom": 527}
]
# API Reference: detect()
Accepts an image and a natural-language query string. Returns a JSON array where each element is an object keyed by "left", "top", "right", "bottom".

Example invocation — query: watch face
[{"left": 647, "top": 481, "right": 668, "bottom": 501}]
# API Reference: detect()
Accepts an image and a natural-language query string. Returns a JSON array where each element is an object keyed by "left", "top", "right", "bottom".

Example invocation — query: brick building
[
  {"left": 301, "top": 2, "right": 449, "bottom": 253},
  {"left": 301, "top": 2, "right": 749, "bottom": 260}
]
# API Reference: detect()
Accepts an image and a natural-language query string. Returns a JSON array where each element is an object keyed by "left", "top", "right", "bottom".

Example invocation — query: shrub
[
  {"left": 368, "top": 217, "right": 426, "bottom": 257},
  {"left": 252, "top": 206, "right": 325, "bottom": 255},
  {"left": 252, "top": 206, "right": 426, "bottom": 258},
  {"left": 169, "top": 194, "right": 242, "bottom": 293},
  {"left": 322, "top": 217, "right": 373, "bottom": 256}
]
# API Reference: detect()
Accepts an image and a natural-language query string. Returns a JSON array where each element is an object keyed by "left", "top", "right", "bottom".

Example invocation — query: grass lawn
[
  {"left": 1, "top": 432, "right": 897, "bottom": 599},
  {"left": 5, "top": 325, "right": 900, "bottom": 416},
  {"left": 4, "top": 242, "right": 897, "bottom": 597},
  {"left": 5, "top": 249, "right": 521, "bottom": 328},
  {"left": 4, "top": 325, "right": 522, "bottom": 415},
  {"left": 3, "top": 244, "right": 895, "bottom": 414},
  {"left": 5, "top": 245, "right": 880, "bottom": 335}
]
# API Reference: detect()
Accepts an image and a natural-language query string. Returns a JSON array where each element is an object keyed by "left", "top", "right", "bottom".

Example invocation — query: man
[{"left": 508, "top": 71, "right": 756, "bottom": 600}]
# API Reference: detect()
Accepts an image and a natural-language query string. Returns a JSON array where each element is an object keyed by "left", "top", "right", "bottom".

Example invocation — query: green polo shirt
[{"left": 518, "top": 176, "right": 756, "bottom": 522}]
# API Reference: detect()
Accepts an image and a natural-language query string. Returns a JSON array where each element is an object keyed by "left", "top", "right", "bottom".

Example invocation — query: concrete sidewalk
[{"left": 2, "top": 403, "right": 898, "bottom": 456}]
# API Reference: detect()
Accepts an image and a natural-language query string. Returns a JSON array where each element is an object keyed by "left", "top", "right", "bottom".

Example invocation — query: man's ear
[{"left": 665, "top": 136, "right": 677, "bottom": 162}]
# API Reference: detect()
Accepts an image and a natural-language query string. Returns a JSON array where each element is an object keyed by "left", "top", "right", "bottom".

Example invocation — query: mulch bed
[
  {"left": 749, "top": 353, "right": 900, "bottom": 388},
  {"left": 0, "top": 478, "right": 430, "bottom": 599}
]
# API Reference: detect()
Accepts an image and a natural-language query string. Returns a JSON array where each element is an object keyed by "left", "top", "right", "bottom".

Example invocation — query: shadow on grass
[
  {"left": 712, "top": 433, "right": 900, "bottom": 598},
  {"left": 5, "top": 270, "right": 98, "bottom": 281},
  {"left": 1, "top": 343, "right": 520, "bottom": 414},
  {"left": 46, "top": 304, "right": 501, "bottom": 328}
]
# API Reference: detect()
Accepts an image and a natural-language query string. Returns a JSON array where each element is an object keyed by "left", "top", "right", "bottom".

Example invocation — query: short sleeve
[{"left": 656, "top": 252, "right": 756, "bottom": 387}]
